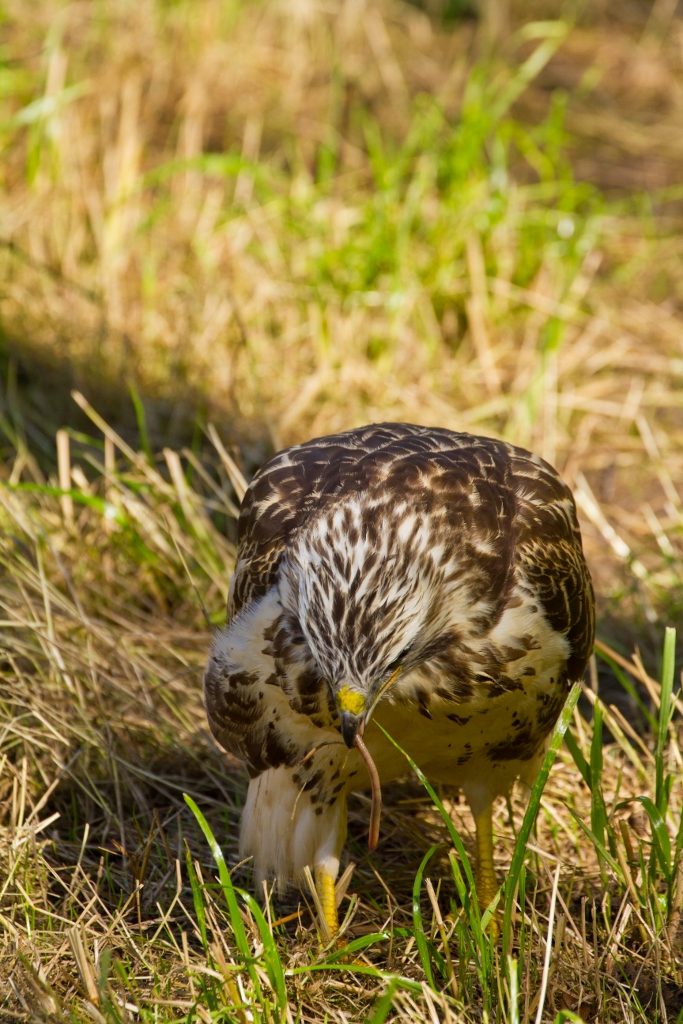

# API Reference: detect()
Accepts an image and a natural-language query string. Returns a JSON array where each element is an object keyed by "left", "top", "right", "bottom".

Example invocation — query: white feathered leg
[{"left": 239, "top": 766, "right": 347, "bottom": 936}]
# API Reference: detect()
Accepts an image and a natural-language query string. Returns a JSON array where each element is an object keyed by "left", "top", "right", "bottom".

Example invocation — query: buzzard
[{"left": 204, "top": 424, "right": 594, "bottom": 938}]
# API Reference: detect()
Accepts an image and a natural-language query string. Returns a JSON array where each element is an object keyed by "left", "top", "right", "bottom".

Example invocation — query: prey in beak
[
  {"left": 335, "top": 667, "right": 403, "bottom": 852},
  {"left": 340, "top": 710, "right": 363, "bottom": 748}
]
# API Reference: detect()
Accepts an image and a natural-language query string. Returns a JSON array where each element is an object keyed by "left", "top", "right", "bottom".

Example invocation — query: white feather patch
[{"left": 240, "top": 766, "right": 347, "bottom": 889}]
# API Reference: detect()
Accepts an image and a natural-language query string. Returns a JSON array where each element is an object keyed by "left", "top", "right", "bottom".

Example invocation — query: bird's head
[{"left": 282, "top": 497, "right": 446, "bottom": 747}]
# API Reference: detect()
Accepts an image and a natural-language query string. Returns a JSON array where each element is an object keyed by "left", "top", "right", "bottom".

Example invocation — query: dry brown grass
[
  {"left": 1, "top": 0, "right": 683, "bottom": 1020},
  {"left": 2, "top": 0, "right": 683, "bottom": 616}
]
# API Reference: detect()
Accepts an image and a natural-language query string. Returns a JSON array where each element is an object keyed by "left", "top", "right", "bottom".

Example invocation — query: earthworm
[{"left": 354, "top": 733, "right": 381, "bottom": 850}]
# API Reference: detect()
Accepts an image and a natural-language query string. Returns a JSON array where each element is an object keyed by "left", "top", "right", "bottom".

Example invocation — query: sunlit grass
[
  {"left": 1, "top": 396, "right": 682, "bottom": 1022},
  {"left": 2, "top": 1, "right": 683, "bottom": 621},
  {"left": 2, "top": 0, "right": 683, "bottom": 1021}
]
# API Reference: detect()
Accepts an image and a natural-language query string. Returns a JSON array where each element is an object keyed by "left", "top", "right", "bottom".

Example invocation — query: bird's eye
[{"left": 387, "top": 646, "right": 412, "bottom": 673}]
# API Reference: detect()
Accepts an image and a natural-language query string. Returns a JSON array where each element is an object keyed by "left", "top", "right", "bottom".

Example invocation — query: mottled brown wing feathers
[
  {"left": 509, "top": 457, "right": 595, "bottom": 682},
  {"left": 229, "top": 423, "right": 594, "bottom": 684}
]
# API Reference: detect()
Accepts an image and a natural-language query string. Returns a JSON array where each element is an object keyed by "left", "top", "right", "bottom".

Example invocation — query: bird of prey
[{"left": 204, "top": 423, "right": 594, "bottom": 938}]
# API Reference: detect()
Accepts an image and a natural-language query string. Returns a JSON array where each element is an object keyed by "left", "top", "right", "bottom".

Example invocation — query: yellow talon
[
  {"left": 475, "top": 807, "right": 500, "bottom": 936},
  {"left": 314, "top": 866, "right": 339, "bottom": 943}
]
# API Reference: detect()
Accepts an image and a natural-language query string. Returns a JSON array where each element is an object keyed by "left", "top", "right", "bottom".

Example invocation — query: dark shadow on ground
[{"left": 0, "top": 330, "right": 274, "bottom": 480}]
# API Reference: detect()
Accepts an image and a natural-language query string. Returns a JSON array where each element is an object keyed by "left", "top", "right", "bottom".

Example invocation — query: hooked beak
[
  {"left": 335, "top": 665, "right": 404, "bottom": 748},
  {"left": 340, "top": 711, "right": 364, "bottom": 748},
  {"left": 336, "top": 685, "right": 367, "bottom": 747}
]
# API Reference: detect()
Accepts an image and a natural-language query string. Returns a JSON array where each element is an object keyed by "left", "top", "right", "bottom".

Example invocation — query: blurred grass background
[
  {"left": 2, "top": 1, "right": 683, "bottom": 1020},
  {"left": 3, "top": 0, "right": 683, "bottom": 639}
]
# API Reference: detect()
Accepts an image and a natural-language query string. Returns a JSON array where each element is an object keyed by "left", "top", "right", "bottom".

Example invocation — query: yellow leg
[
  {"left": 314, "top": 866, "right": 339, "bottom": 943},
  {"left": 475, "top": 807, "right": 499, "bottom": 925}
]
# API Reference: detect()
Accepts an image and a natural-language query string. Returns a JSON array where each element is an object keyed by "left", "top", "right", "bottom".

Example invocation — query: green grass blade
[
  {"left": 506, "top": 955, "right": 520, "bottom": 1024},
  {"left": 365, "top": 976, "right": 399, "bottom": 1024},
  {"left": 375, "top": 723, "right": 476, "bottom": 895},
  {"left": 658, "top": 627, "right": 676, "bottom": 759},
  {"left": 590, "top": 699, "right": 605, "bottom": 838},
  {"left": 656, "top": 626, "right": 677, "bottom": 812},
  {"left": 490, "top": 21, "right": 569, "bottom": 124},
  {"left": 638, "top": 796, "right": 672, "bottom": 884},
  {"left": 185, "top": 845, "right": 208, "bottom": 952},
  {"left": 564, "top": 729, "right": 591, "bottom": 788},
  {"left": 238, "top": 888, "right": 287, "bottom": 1012},
  {"left": 566, "top": 807, "right": 622, "bottom": 877},
  {"left": 183, "top": 794, "right": 264, "bottom": 1003},
  {"left": 412, "top": 844, "right": 439, "bottom": 992},
  {"left": 502, "top": 681, "right": 582, "bottom": 959},
  {"left": 447, "top": 851, "right": 469, "bottom": 908},
  {"left": 325, "top": 932, "right": 391, "bottom": 962},
  {"left": 7, "top": 481, "right": 126, "bottom": 523},
  {"left": 287, "top": 963, "right": 422, "bottom": 993}
]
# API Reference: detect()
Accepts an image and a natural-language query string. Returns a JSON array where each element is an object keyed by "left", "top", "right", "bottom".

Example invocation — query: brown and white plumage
[{"left": 204, "top": 423, "right": 594, "bottom": 920}]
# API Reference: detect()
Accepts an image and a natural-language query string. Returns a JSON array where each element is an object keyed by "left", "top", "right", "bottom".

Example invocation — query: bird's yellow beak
[
  {"left": 336, "top": 687, "right": 366, "bottom": 748},
  {"left": 335, "top": 666, "right": 403, "bottom": 747}
]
